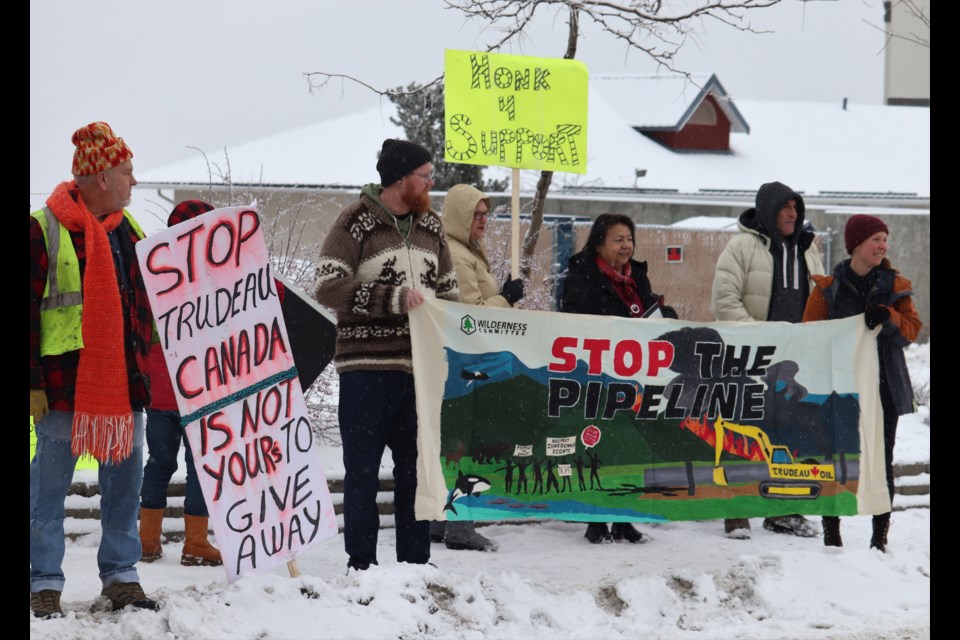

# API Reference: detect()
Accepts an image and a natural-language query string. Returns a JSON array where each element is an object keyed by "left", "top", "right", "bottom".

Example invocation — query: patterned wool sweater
[{"left": 314, "top": 184, "right": 459, "bottom": 374}]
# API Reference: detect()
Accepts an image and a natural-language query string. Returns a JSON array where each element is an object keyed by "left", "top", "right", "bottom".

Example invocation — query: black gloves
[
  {"left": 864, "top": 305, "right": 890, "bottom": 329},
  {"left": 500, "top": 276, "right": 525, "bottom": 306},
  {"left": 661, "top": 305, "right": 679, "bottom": 320}
]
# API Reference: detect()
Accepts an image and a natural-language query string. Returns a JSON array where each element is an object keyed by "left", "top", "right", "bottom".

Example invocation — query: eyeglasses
[
  {"left": 410, "top": 168, "right": 435, "bottom": 182},
  {"left": 473, "top": 210, "right": 490, "bottom": 220}
]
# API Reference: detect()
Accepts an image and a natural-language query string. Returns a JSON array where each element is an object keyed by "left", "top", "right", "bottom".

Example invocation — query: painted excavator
[{"left": 712, "top": 417, "right": 836, "bottom": 499}]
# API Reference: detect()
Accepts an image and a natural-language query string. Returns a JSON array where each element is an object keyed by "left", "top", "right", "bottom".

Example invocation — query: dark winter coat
[
  {"left": 803, "top": 258, "right": 922, "bottom": 415},
  {"left": 559, "top": 251, "right": 678, "bottom": 319}
]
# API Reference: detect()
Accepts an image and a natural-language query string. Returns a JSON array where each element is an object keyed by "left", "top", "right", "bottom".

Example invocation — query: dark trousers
[
  {"left": 880, "top": 386, "right": 899, "bottom": 506},
  {"left": 141, "top": 408, "right": 207, "bottom": 517},
  {"left": 338, "top": 370, "right": 430, "bottom": 566}
]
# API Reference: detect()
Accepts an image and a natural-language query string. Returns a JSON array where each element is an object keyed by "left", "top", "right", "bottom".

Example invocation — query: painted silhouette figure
[
  {"left": 545, "top": 458, "right": 561, "bottom": 494},
  {"left": 574, "top": 455, "right": 587, "bottom": 491},
  {"left": 531, "top": 458, "right": 544, "bottom": 495},
  {"left": 586, "top": 450, "right": 604, "bottom": 490},
  {"left": 495, "top": 458, "right": 516, "bottom": 494},
  {"left": 514, "top": 457, "right": 530, "bottom": 495}
]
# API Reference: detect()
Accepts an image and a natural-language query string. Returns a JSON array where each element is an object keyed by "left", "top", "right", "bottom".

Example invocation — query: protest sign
[
  {"left": 136, "top": 206, "right": 337, "bottom": 582},
  {"left": 412, "top": 299, "right": 889, "bottom": 524},
  {"left": 444, "top": 49, "right": 588, "bottom": 174}
]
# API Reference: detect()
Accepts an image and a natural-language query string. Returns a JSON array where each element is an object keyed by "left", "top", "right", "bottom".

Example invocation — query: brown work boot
[
  {"left": 30, "top": 589, "right": 63, "bottom": 619},
  {"left": 870, "top": 513, "right": 891, "bottom": 552},
  {"left": 724, "top": 518, "right": 751, "bottom": 539},
  {"left": 138, "top": 507, "right": 165, "bottom": 562},
  {"left": 181, "top": 515, "right": 223, "bottom": 566},
  {"left": 101, "top": 582, "right": 159, "bottom": 611}
]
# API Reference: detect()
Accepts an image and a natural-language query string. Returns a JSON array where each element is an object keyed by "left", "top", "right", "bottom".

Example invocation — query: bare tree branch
[
  {"left": 443, "top": 0, "right": 780, "bottom": 74},
  {"left": 303, "top": 72, "right": 445, "bottom": 98},
  {"left": 304, "top": 0, "right": 788, "bottom": 294},
  {"left": 864, "top": 0, "right": 929, "bottom": 50}
]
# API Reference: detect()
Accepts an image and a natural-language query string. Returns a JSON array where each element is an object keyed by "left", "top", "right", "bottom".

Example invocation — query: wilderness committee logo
[
  {"left": 460, "top": 315, "right": 477, "bottom": 335},
  {"left": 460, "top": 314, "right": 528, "bottom": 337}
]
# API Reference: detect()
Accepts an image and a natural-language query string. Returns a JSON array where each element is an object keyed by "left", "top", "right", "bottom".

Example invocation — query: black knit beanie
[{"left": 376, "top": 139, "right": 432, "bottom": 187}]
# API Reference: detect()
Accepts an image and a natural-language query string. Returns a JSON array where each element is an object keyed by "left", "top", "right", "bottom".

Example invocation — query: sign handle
[
  {"left": 287, "top": 560, "right": 300, "bottom": 578},
  {"left": 511, "top": 168, "right": 520, "bottom": 280}
]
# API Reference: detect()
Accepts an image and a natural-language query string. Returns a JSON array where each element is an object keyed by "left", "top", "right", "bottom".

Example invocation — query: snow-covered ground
[{"left": 31, "top": 343, "right": 930, "bottom": 639}]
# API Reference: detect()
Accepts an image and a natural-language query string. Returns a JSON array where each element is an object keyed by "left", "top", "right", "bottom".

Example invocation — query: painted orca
[
  {"left": 443, "top": 471, "right": 492, "bottom": 516},
  {"left": 460, "top": 369, "right": 490, "bottom": 381}
]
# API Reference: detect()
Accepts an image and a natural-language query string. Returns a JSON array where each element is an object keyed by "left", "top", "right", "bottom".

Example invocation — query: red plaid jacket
[{"left": 30, "top": 192, "right": 153, "bottom": 412}]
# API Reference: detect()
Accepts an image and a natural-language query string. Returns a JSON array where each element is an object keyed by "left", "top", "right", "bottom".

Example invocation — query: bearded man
[{"left": 314, "top": 139, "right": 459, "bottom": 572}]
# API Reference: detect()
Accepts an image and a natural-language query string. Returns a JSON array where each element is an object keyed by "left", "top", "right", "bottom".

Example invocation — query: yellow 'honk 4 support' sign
[{"left": 444, "top": 49, "right": 588, "bottom": 174}]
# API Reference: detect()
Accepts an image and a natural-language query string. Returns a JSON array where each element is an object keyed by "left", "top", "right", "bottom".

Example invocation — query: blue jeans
[
  {"left": 30, "top": 410, "right": 145, "bottom": 592},
  {"left": 140, "top": 408, "right": 207, "bottom": 516},
  {"left": 338, "top": 370, "right": 430, "bottom": 566}
]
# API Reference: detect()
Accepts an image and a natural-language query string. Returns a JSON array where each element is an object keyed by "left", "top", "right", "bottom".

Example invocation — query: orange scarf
[{"left": 46, "top": 181, "right": 133, "bottom": 463}]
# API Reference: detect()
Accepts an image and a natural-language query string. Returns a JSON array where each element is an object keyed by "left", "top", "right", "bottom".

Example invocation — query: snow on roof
[
  {"left": 139, "top": 103, "right": 405, "bottom": 188},
  {"left": 591, "top": 73, "right": 749, "bottom": 133},
  {"left": 669, "top": 215, "right": 739, "bottom": 230},
  {"left": 138, "top": 86, "right": 929, "bottom": 200},
  {"left": 538, "top": 89, "right": 929, "bottom": 198}
]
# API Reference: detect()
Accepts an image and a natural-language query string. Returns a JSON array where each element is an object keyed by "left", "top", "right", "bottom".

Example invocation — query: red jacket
[{"left": 147, "top": 342, "right": 178, "bottom": 410}]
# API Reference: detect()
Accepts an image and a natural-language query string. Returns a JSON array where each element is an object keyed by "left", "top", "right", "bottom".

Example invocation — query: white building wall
[{"left": 884, "top": 0, "right": 930, "bottom": 105}]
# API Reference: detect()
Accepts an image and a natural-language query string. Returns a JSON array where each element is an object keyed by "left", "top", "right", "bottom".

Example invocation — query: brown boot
[
  {"left": 139, "top": 508, "right": 165, "bottom": 562},
  {"left": 181, "top": 515, "right": 223, "bottom": 566}
]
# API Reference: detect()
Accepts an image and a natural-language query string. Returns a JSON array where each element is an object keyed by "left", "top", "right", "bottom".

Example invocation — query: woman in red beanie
[{"left": 802, "top": 214, "right": 922, "bottom": 551}]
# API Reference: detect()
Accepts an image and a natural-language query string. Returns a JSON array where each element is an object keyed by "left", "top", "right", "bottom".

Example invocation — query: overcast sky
[{"left": 30, "top": 0, "right": 890, "bottom": 201}]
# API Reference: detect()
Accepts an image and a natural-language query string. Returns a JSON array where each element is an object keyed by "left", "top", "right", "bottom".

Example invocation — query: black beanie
[{"left": 376, "top": 139, "right": 432, "bottom": 187}]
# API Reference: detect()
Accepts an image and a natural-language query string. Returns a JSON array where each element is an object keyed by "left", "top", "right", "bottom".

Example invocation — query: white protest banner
[
  {"left": 135, "top": 206, "right": 338, "bottom": 582},
  {"left": 411, "top": 299, "right": 889, "bottom": 524}
]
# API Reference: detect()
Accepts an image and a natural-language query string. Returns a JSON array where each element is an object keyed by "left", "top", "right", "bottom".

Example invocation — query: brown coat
[
  {"left": 314, "top": 184, "right": 459, "bottom": 374},
  {"left": 441, "top": 184, "right": 510, "bottom": 308}
]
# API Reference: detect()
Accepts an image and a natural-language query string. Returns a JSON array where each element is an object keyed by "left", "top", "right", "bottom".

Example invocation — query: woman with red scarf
[{"left": 559, "top": 214, "right": 678, "bottom": 544}]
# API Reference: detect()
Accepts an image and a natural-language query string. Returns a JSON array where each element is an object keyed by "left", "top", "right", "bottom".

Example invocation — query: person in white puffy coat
[{"left": 710, "top": 181, "right": 825, "bottom": 539}]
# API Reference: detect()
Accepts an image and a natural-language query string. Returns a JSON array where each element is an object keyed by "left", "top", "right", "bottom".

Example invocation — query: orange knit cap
[{"left": 71, "top": 122, "right": 134, "bottom": 176}]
